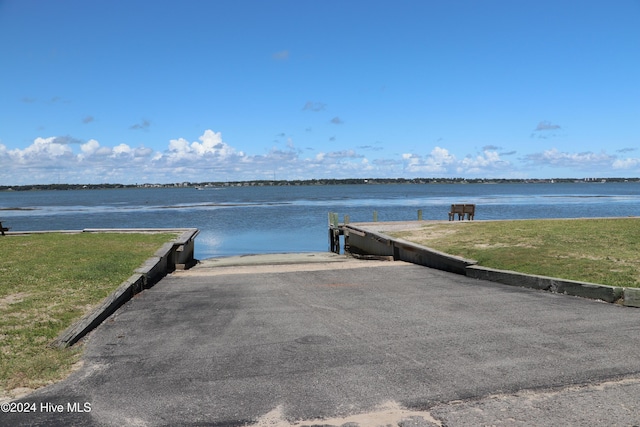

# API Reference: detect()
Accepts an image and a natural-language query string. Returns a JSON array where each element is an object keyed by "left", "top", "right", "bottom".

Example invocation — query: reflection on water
[{"left": 1, "top": 183, "right": 639, "bottom": 259}]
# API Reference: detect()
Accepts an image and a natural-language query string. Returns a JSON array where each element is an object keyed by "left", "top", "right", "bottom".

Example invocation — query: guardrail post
[
  {"left": 328, "top": 212, "right": 339, "bottom": 227},
  {"left": 417, "top": 209, "right": 423, "bottom": 220},
  {"left": 328, "top": 212, "right": 341, "bottom": 253}
]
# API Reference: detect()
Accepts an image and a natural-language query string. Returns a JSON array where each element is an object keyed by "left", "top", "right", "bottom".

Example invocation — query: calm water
[{"left": 1, "top": 182, "right": 639, "bottom": 259}]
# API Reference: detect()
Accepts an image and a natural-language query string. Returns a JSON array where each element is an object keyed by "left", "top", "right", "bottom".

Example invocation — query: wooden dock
[{"left": 328, "top": 209, "right": 428, "bottom": 254}]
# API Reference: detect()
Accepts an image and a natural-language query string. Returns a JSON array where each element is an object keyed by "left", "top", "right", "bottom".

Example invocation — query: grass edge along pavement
[
  {"left": 0, "top": 231, "right": 178, "bottom": 401},
  {"left": 386, "top": 217, "right": 640, "bottom": 290}
]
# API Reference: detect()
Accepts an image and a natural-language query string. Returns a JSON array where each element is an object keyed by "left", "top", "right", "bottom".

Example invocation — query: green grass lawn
[
  {"left": 0, "top": 232, "right": 176, "bottom": 399},
  {"left": 387, "top": 218, "right": 640, "bottom": 288}
]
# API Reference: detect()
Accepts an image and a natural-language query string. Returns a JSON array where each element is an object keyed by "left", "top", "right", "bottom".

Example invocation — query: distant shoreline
[{"left": 1, "top": 177, "right": 639, "bottom": 192}]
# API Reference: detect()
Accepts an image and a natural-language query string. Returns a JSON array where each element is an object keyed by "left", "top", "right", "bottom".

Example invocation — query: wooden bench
[
  {"left": 448, "top": 204, "right": 475, "bottom": 221},
  {"left": 0, "top": 221, "right": 9, "bottom": 236}
]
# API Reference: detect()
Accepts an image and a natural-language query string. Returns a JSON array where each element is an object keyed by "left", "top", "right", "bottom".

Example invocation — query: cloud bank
[{"left": 1, "top": 130, "right": 639, "bottom": 185}]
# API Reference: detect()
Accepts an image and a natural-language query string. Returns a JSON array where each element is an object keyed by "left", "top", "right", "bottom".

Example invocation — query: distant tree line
[
  {"left": 0, "top": 183, "right": 130, "bottom": 192},
  {"left": 1, "top": 177, "right": 638, "bottom": 192}
]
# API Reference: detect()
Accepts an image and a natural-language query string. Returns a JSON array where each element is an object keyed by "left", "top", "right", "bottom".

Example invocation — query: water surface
[{"left": 1, "top": 182, "right": 638, "bottom": 259}]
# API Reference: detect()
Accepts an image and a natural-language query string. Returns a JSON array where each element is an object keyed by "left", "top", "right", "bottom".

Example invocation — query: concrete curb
[
  {"left": 345, "top": 223, "right": 639, "bottom": 308},
  {"left": 50, "top": 228, "right": 199, "bottom": 348},
  {"left": 466, "top": 265, "right": 624, "bottom": 303},
  {"left": 344, "top": 224, "right": 476, "bottom": 275},
  {"left": 623, "top": 288, "right": 640, "bottom": 307}
]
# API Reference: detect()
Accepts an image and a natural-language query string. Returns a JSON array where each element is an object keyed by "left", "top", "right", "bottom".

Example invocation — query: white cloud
[
  {"left": 403, "top": 147, "right": 457, "bottom": 174},
  {"left": 163, "top": 130, "right": 239, "bottom": 165},
  {"left": 2, "top": 130, "right": 639, "bottom": 185},
  {"left": 196, "top": 130, "right": 236, "bottom": 157},
  {"left": 80, "top": 139, "right": 100, "bottom": 155},
  {"left": 168, "top": 138, "right": 190, "bottom": 154},
  {"left": 459, "top": 150, "right": 509, "bottom": 173},
  {"left": 430, "top": 146, "right": 456, "bottom": 166},
  {"left": 524, "top": 148, "right": 614, "bottom": 169},
  {"left": 360, "top": 158, "right": 374, "bottom": 171},
  {"left": 402, "top": 147, "right": 510, "bottom": 176},
  {"left": 113, "top": 144, "right": 133, "bottom": 156},
  {"left": 12, "top": 136, "right": 74, "bottom": 163},
  {"left": 613, "top": 157, "right": 640, "bottom": 169}
]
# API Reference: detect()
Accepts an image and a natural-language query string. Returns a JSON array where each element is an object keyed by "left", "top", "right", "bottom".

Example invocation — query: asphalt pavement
[{"left": 3, "top": 252, "right": 640, "bottom": 426}]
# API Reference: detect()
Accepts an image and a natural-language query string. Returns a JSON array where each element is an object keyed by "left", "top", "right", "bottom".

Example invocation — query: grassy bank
[
  {"left": 0, "top": 232, "right": 176, "bottom": 399},
  {"left": 387, "top": 218, "right": 640, "bottom": 288}
]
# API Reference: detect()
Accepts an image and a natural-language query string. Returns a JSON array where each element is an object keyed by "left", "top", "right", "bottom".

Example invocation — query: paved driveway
[{"left": 4, "top": 254, "right": 640, "bottom": 426}]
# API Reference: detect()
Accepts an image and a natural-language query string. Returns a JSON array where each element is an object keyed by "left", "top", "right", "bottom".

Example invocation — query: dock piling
[{"left": 328, "top": 212, "right": 342, "bottom": 254}]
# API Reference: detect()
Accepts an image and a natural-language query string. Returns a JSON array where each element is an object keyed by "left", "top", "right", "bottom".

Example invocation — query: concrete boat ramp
[{"left": 5, "top": 251, "right": 640, "bottom": 426}]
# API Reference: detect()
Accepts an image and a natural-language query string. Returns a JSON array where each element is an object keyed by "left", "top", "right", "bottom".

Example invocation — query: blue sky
[{"left": 1, "top": 0, "right": 639, "bottom": 185}]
